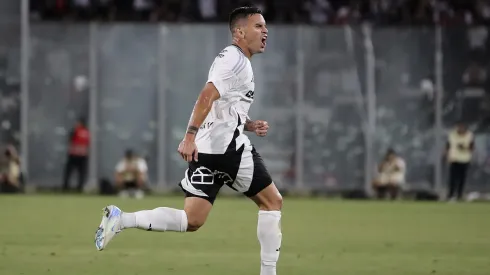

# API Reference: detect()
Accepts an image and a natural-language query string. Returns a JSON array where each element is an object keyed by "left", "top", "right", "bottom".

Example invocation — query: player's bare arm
[
  {"left": 244, "top": 119, "right": 269, "bottom": 137},
  {"left": 178, "top": 83, "right": 221, "bottom": 162}
]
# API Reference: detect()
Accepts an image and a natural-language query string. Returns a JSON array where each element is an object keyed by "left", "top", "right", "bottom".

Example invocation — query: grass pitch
[{"left": 0, "top": 195, "right": 489, "bottom": 275}]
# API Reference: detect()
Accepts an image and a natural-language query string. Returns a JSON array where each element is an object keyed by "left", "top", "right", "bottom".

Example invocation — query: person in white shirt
[
  {"left": 373, "top": 148, "right": 406, "bottom": 200},
  {"left": 0, "top": 145, "right": 22, "bottom": 193},
  {"left": 114, "top": 149, "right": 148, "bottom": 199},
  {"left": 96, "top": 7, "right": 283, "bottom": 275},
  {"left": 445, "top": 122, "right": 474, "bottom": 201}
]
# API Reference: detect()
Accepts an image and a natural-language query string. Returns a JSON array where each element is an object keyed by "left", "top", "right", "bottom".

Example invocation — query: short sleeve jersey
[{"left": 195, "top": 45, "right": 255, "bottom": 154}]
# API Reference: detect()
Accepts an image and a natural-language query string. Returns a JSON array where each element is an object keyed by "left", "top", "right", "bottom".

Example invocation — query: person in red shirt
[{"left": 62, "top": 117, "right": 90, "bottom": 192}]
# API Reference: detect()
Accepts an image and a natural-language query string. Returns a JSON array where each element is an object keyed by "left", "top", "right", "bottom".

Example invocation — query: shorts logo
[
  {"left": 214, "top": 171, "right": 234, "bottom": 185},
  {"left": 190, "top": 167, "right": 214, "bottom": 185},
  {"left": 190, "top": 167, "right": 234, "bottom": 185},
  {"left": 245, "top": 90, "right": 254, "bottom": 99}
]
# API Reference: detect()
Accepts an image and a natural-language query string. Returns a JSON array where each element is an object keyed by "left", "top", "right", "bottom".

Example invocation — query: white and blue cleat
[{"left": 95, "top": 205, "right": 122, "bottom": 251}]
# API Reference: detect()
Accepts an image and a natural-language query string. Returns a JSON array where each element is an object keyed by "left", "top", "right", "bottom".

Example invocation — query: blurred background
[{"left": 1, "top": 0, "right": 490, "bottom": 201}]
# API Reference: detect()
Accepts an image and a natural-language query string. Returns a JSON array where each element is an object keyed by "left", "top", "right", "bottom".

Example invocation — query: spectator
[
  {"left": 152, "top": 0, "right": 182, "bottom": 21},
  {"left": 0, "top": 145, "right": 22, "bottom": 193},
  {"left": 96, "top": 0, "right": 116, "bottom": 20},
  {"left": 304, "top": 0, "right": 331, "bottom": 24},
  {"left": 115, "top": 149, "right": 148, "bottom": 199},
  {"left": 372, "top": 148, "right": 406, "bottom": 200},
  {"left": 28, "top": 0, "right": 485, "bottom": 25},
  {"left": 113, "top": 0, "right": 133, "bottom": 20},
  {"left": 72, "top": 0, "right": 93, "bottom": 20},
  {"left": 133, "top": 0, "right": 154, "bottom": 21},
  {"left": 474, "top": 0, "right": 490, "bottom": 24},
  {"left": 62, "top": 117, "right": 90, "bottom": 193},
  {"left": 462, "top": 61, "right": 487, "bottom": 87},
  {"left": 197, "top": 0, "right": 218, "bottom": 22},
  {"left": 445, "top": 122, "right": 474, "bottom": 201}
]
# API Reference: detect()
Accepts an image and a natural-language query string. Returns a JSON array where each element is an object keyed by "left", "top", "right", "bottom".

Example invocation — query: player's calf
[
  {"left": 120, "top": 197, "right": 213, "bottom": 233},
  {"left": 184, "top": 196, "right": 213, "bottom": 232},
  {"left": 258, "top": 210, "right": 282, "bottom": 275},
  {"left": 251, "top": 184, "right": 283, "bottom": 275},
  {"left": 121, "top": 207, "right": 188, "bottom": 232}
]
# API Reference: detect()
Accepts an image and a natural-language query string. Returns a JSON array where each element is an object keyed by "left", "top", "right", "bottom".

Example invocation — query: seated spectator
[
  {"left": 372, "top": 148, "right": 406, "bottom": 200},
  {"left": 0, "top": 145, "right": 22, "bottom": 193},
  {"left": 115, "top": 149, "right": 148, "bottom": 199}
]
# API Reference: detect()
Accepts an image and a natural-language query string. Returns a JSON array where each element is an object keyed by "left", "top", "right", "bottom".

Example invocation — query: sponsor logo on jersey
[
  {"left": 245, "top": 90, "right": 254, "bottom": 99},
  {"left": 217, "top": 49, "right": 227, "bottom": 58},
  {"left": 200, "top": 122, "right": 214, "bottom": 130}
]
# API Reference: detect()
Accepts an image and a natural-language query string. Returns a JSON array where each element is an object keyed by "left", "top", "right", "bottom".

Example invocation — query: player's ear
[{"left": 237, "top": 27, "right": 245, "bottom": 38}]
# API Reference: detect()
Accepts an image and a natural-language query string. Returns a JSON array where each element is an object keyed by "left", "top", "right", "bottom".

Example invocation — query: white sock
[
  {"left": 121, "top": 207, "right": 188, "bottom": 232},
  {"left": 257, "top": 210, "right": 282, "bottom": 275}
]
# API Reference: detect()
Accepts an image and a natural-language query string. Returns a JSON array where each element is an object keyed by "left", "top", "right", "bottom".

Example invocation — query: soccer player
[{"left": 95, "top": 6, "right": 282, "bottom": 275}]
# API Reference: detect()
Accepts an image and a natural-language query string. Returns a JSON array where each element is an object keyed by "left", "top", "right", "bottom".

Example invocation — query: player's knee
[
  {"left": 186, "top": 216, "right": 206, "bottom": 232},
  {"left": 259, "top": 193, "right": 283, "bottom": 211},
  {"left": 272, "top": 194, "right": 283, "bottom": 210}
]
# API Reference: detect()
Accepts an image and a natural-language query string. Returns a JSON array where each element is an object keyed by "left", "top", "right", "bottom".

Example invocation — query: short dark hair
[
  {"left": 78, "top": 117, "right": 87, "bottom": 126},
  {"left": 125, "top": 149, "right": 134, "bottom": 159},
  {"left": 229, "top": 6, "right": 262, "bottom": 32}
]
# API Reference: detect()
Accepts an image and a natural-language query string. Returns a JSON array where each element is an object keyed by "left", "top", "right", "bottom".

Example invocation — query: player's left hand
[
  {"left": 178, "top": 138, "right": 199, "bottom": 162},
  {"left": 254, "top": 120, "right": 269, "bottom": 137}
]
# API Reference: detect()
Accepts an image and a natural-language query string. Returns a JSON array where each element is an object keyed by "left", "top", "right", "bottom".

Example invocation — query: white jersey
[{"left": 196, "top": 45, "right": 255, "bottom": 154}]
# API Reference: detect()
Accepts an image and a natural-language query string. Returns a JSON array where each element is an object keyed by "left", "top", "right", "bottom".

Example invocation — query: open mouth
[{"left": 261, "top": 37, "right": 267, "bottom": 47}]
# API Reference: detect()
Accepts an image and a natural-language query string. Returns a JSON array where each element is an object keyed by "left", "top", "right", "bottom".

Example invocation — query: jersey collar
[{"left": 231, "top": 44, "right": 246, "bottom": 56}]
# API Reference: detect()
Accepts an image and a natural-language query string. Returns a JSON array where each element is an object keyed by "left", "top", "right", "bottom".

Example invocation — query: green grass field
[{"left": 0, "top": 195, "right": 489, "bottom": 275}]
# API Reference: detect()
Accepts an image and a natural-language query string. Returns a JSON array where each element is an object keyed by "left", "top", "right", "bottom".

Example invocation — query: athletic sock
[
  {"left": 121, "top": 207, "right": 188, "bottom": 232},
  {"left": 257, "top": 210, "right": 282, "bottom": 275}
]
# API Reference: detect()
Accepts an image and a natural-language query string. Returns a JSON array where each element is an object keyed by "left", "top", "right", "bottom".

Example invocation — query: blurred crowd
[
  {"left": 0, "top": 0, "right": 486, "bottom": 200},
  {"left": 30, "top": 0, "right": 490, "bottom": 25}
]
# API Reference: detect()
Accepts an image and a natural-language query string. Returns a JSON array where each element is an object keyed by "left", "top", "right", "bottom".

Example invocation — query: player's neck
[{"left": 232, "top": 43, "right": 251, "bottom": 59}]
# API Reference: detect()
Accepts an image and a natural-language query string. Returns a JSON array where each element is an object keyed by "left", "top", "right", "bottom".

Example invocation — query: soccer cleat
[{"left": 95, "top": 205, "right": 122, "bottom": 251}]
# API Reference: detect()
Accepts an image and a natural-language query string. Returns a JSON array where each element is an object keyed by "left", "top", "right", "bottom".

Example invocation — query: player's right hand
[
  {"left": 178, "top": 139, "right": 198, "bottom": 162},
  {"left": 254, "top": 120, "right": 269, "bottom": 137}
]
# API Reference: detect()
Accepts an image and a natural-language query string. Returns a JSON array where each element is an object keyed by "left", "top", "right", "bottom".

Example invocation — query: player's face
[
  {"left": 456, "top": 123, "right": 467, "bottom": 133},
  {"left": 244, "top": 14, "right": 268, "bottom": 54},
  {"left": 387, "top": 153, "right": 395, "bottom": 161}
]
